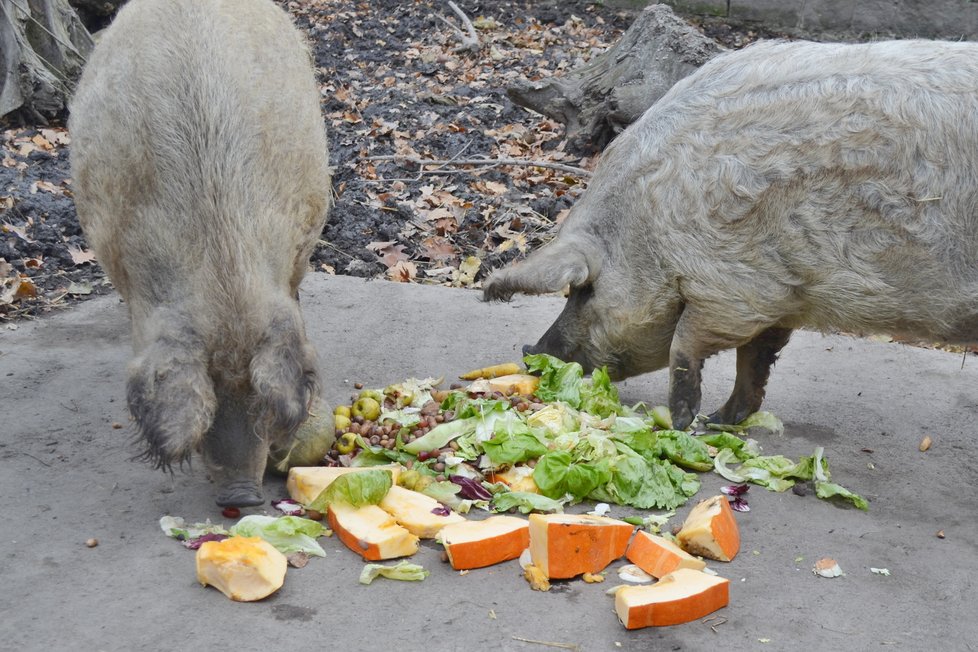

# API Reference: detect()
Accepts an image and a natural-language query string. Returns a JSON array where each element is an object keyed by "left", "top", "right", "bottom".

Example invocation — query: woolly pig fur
[
  {"left": 69, "top": 0, "right": 331, "bottom": 504},
  {"left": 485, "top": 39, "right": 978, "bottom": 428}
]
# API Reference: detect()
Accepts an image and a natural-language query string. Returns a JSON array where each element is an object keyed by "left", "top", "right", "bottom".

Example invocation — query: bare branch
[{"left": 435, "top": 0, "right": 479, "bottom": 53}]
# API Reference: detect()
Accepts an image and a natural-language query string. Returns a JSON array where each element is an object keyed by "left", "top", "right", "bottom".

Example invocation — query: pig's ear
[
  {"left": 250, "top": 307, "right": 319, "bottom": 443},
  {"left": 127, "top": 329, "right": 216, "bottom": 471},
  {"left": 483, "top": 241, "right": 592, "bottom": 301}
]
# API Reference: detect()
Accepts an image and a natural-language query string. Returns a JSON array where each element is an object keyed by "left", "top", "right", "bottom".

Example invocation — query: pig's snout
[
  {"left": 521, "top": 343, "right": 537, "bottom": 357},
  {"left": 216, "top": 480, "right": 265, "bottom": 508}
]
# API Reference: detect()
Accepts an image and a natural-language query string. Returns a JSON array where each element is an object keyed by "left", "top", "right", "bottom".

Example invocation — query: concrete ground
[{"left": 2, "top": 274, "right": 977, "bottom": 651}]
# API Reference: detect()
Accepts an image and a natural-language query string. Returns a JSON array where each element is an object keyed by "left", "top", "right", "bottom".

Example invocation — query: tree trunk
[
  {"left": 507, "top": 4, "right": 725, "bottom": 153},
  {"left": 0, "top": 0, "right": 94, "bottom": 122}
]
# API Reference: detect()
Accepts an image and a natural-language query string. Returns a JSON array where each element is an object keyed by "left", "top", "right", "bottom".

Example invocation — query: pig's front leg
[
  {"left": 668, "top": 307, "right": 760, "bottom": 431},
  {"left": 709, "top": 327, "right": 793, "bottom": 425},
  {"left": 667, "top": 308, "right": 717, "bottom": 430}
]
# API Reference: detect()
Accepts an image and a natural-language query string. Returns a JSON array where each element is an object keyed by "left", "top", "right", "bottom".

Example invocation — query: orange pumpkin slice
[
  {"left": 529, "top": 513, "right": 634, "bottom": 579},
  {"left": 438, "top": 516, "right": 530, "bottom": 570},
  {"left": 327, "top": 502, "right": 419, "bottom": 561},
  {"left": 626, "top": 531, "right": 706, "bottom": 578},
  {"left": 378, "top": 485, "right": 465, "bottom": 539},
  {"left": 676, "top": 495, "right": 740, "bottom": 562},
  {"left": 286, "top": 464, "right": 401, "bottom": 506},
  {"left": 488, "top": 466, "right": 539, "bottom": 494},
  {"left": 615, "top": 567, "right": 730, "bottom": 629},
  {"left": 196, "top": 536, "right": 287, "bottom": 602}
]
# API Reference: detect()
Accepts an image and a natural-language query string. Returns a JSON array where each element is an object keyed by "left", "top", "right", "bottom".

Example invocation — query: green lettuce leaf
[
  {"left": 401, "top": 417, "right": 476, "bottom": 455},
  {"left": 359, "top": 560, "right": 429, "bottom": 584},
  {"left": 491, "top": 491, "right": 567, "bottom": 514},
  {"left": 482, "top": 427, "right": 549, "bottom": 465},
  {"left": 579, "top": 366, "right": 623, "bottom": 417},
  {"left": 699, "top": 432, "right": 760, "bottom": 461},
  {"left": 532, "top": 450, "right": 610, "bottom": 500},
  {"left": 595, "top": 451, "right": 700, "bottom": 510},
  {"left": 308, "top": 469, "right": 393, "bottom": 512},
  {"left": 650, "top": 430, "right": 714, "bottom": 472},
  {"left": 524, "top": 353, "right": 584, "bottom": 406},
  {"left": 812, "top": 447, "right": 869, "bottom": 510},
  {"left": 228, "top": 515, "right": 327, "bottom": 557}
]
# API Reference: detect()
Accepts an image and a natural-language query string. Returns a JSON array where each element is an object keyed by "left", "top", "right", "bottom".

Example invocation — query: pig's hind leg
[{"left": 708, "top": 327, "right": 793, "bottom": 426}]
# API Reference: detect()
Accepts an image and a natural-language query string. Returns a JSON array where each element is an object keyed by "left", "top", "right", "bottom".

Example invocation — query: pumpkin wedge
[
  {"left": 615, "top": 567, "right": 730, "bottom": 629},
  {"left": 488, "top": 466, "right": 539, "bottom": 494},
  {"left": 438, "top": 516, "right": 530, "bottom": 570},
  {"left": 327, "top": 502, "right": 419, "bottom": 561},
  {"left": 286, "top": 464, "right": 401, "bottom": 506},
  {"left": 196, "top": 536, "right": 287, "bottom": 602},
  {"left": 378, "top": 485, "right": 465, "bottom": 539},
  {"left": 529, "top": 513, "right": 634, "bottom": 579},
  {"left": 676, "top": 495, "right": 740, "bottom": 562},
  {"left": 626, "top": 531, "right": 706, "bottom": 578},
  {"left": 487, "top": 373, "right": 540, "bottom": 396}
]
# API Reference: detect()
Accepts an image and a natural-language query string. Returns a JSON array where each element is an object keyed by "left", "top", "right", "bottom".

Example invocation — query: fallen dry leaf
[
  {"left": 68, "top": 246, "right": 96, "bottom": 265},
  {"left": 386, "top": 260, "right": 417, "bottom": 282}
]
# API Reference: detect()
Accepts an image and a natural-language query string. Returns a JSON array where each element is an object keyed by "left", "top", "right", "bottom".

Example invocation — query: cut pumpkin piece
[
  {"left": 676, "top": 495, "right": 740, "bottom": 562},
  {"left": 438, "top": 515, "right": 530, "bottom": 570},
  {"left": 529, "top": 513, "right": 634, "bottom": 579},
  {"left": 626, "top": 531, "right": 706, "bottom": 578},
  {"left": 615, "top": 567, "right": 730, "bottom": 629},
  {"left": 327, "top": 502, "right": 419, "bottom": 561},
  {"left": 488, "top": 466, "right": 539, "bottom": 494},
  {"left": 488, "top": 373, "right": 539, "bottom": 396},
  {"left": 378, "top": 485, "right": 465, "bottom": 539},
  {"left": 286, "top": 464, "right": 401, "bottom": 506},
  {"left": 196, "top": 536, "right": 287, "bottom": 602}
]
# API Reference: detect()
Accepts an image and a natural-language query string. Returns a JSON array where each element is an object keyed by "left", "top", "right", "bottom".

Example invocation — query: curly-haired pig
[
  {"left": 69, "top": 0, "right": 331, "bottom": 506},
  {"left": 485, "top": 40, "right": 978, "bottom": 430}
]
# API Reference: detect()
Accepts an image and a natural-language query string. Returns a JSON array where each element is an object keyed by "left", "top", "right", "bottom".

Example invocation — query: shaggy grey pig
[
  {"left": 69, "top": 0, "right": 331, "bottom": 506},
  {"left": 485, "top": 39, "right": 978, "bottom": 430}
]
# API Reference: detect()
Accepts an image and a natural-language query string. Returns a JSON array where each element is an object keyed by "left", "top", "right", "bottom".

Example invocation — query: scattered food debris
[
  {"left": 813, "top": 557, "right": 844, "bottom": 578},
  {"left": 196, "top": 537, "right": 287, "bottom": 602},
  {"left": 85, "top": 538, "right": 98, "bottom": 548},
  {"left": 359, "top": 560, "right": 429, "bottom": 585},
  {"left": 615, "top": 568, "right": 730, "bottom": 629},
  {"left": 677, "top": 496, "right": 741, "bottom": 562},
  {"left": 524, "top": 563, "right": 551, "bottom": 592},
  {"left": 870, "top": 567, "right": 890, "bottom": 576},
  {"left": 919, "top": 436, "right": 933, "bottom": 452}
]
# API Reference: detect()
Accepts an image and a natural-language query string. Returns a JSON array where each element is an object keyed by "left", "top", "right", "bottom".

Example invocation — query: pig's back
[
  {"left": 69, "top": 0, "right": 330, "bottom": 308},
  {"left": 598, "top": 40, "right": 978, "bottom": 341}
]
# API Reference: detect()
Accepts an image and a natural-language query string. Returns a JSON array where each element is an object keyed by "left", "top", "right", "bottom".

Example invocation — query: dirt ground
[
  {"left": 0, "top": 0, "right": 800, "bottom": 320},
  {"left": 2, "top": 275, "right": 977, "bottom": 651}
]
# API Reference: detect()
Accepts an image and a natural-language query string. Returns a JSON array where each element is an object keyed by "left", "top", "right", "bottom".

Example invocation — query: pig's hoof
[
  {"left": 671, "top": 405, "right": 694, "bottom": 431},
  {"left": 216, "top": 481, "right": 264, "bottom": 507}
]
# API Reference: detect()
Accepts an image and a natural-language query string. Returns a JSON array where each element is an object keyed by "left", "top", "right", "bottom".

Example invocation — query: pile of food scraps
[
  {"left": 163, "top": 355, "right": 868, "bottom": 630},
  {"left": 284, "top": 354, "right": 867, "bottom": 515}
]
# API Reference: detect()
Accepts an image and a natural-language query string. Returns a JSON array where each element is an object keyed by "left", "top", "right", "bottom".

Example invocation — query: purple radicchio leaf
[
  {"left": 182, "top": 533, "right": 228, "bottom": 550},
  {"left": 271, "top": 498, "right": 305, "bottom": 516},
  {"left": 449, "top": 475, "right": 493, "bottom": 501},
  {"left": 430, "top": 504, "right": 452, "bottom": 517},
  {"left": 728, "top": 497, "right": 750, "bottom": 512},
  {"left": 721, "top": 484, "right": 749, "bottom": 497}
]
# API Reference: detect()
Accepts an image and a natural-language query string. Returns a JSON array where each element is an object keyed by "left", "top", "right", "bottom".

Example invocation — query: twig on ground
[
  {"left": 435, "top": 1, "right": 480, "bottom": 53},
  {"left": 510, "top": 637, "right": 580, "bottom": 651},
  {"left": 366, "top": 154, "right": 592, "bottom": 177}
]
